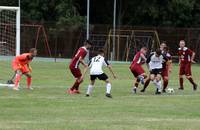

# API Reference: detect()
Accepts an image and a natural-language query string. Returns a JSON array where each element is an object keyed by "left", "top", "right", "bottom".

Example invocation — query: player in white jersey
[
  {"left": 141, "top": 49, "right": 168, "bottom": 94},
  {"left": 83, "top": 49, "right": 116, "bottom": 98}
]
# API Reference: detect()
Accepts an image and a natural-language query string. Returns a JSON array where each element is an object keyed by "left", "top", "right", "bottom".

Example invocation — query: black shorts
[
  {"left": 150, "top": 69, "right": 162, "bottom": 75},
  {"left": 90, "top": 73, "right": 108, "bottom": 81}
]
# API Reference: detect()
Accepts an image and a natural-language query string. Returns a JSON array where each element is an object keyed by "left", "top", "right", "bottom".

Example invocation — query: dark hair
[
  {"left": 155, "top": 48, "right": 162, "bottom": 56},
  {"left": 29, "top": 48, "right": 37, "bottom": 53},
  {"left": 85, "top": 40, "right": 92, "bottom": 45},
  {"left": 163, "top": 46, "right": 169, "bottom": 52},
  {"left": 98, "top": 49, "right": 105, "bottom": 54}
]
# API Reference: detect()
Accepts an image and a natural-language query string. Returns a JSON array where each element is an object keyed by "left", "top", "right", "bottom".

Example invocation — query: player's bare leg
[
  {"left": 162, "top": 76, "right": 169, "bottom": 93},
  {"left": 178, "top": 75, "right": 184, "bottom": 90},
  {"left": 186, "top": 75, "right": 197, "bottom": 91},
  {"left": 13, "top": 70, "right": 22, "bottom": 91},
  {"left": 104, "top": 79, "right": 112, "bottom": 98},
  {"left": 68, "top": 77, "right": 83, "bottom": 94},
  {"left": 154, "top": 74, "right": 162, "bottom": 94},
  {"left": 24, "top": 73, "right": 33, "bottom": 90},
  {"left": 86, "top": 80, "right": 95, "bottom": 97},
  {"left": 132, "top": 78, "right": 140, "bottom": 93},
  {"left": 133, "top": 74, "right": 146, "bottom": 93},
  {"left": 141, "top": 75, "right": 151, "bottom": 92}
]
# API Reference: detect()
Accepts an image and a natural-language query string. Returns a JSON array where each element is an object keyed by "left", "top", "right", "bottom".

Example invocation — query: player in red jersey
[
  {"left": 67, "top": 40, "right": 92, "bottom": 94},
  {"left": 130, "top": 47, "right": 148, "bottom": 93},
  {"left": 178, "top": 40, "right": 197, "bottom": 90},
  {"left": 12, "top": 48, "right": 37, "bottom": 91},
  {"left": 160, "top": 43, "right": 172, "bottom": 92}
]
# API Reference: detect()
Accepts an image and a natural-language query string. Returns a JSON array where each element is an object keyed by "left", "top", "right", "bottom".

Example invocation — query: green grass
[{"left": 0, "top": 61, "right": 200, "bottom": 130}]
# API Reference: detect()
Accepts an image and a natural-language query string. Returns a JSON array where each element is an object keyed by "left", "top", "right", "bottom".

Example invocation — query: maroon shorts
[
  {"left": 130, "top": 65, "right": 145, "bottom": 77},
  {"left": 179, "top": 63, "right": 191, "bottom": 76},
  {"left": 69, "top": 66, "right": 82, "bottom": 78},
  {"left": 162, "top": 67, "right": 169, "bottom": 77}
]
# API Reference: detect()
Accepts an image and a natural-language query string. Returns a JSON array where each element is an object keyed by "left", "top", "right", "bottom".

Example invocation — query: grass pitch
[{"left": 0, "top": 60, "right": 200, "bottom": 130}]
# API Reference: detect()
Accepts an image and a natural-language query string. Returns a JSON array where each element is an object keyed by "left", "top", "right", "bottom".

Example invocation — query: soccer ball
[{"left": 167, "top": 88, "right": 175, "bottom": 94}]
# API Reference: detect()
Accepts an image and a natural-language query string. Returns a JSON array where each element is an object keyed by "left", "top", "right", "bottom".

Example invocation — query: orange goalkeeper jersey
[{"left": 13, "top": 53, "right": 33, "bottom": 65}]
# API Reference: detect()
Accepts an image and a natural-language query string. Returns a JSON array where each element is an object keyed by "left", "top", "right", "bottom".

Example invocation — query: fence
[{"left": 18, "top": 24, "right": 200, "bottom": 62}]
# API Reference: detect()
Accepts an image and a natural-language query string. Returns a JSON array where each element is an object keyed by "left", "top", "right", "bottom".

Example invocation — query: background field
[{"left": 0, "top": 60, "right": 200, "bottom": 130}]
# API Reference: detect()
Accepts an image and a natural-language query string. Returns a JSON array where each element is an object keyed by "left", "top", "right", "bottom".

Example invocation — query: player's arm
[
  {"left": 191, "top": 51, "right": 196, "bottom": 63},
  {"left": 27, "top": 63, "right": 32, "bottom": 73},
  {"left": 82, "top": 60, "right": 91, "bottom": 78},
  {"left": 140, "top": 53, "right": 147, "bottom": 62},
  {"left": 167, "top": 54, "right": 172, "bottom": 72},
  {"left": 108, "top": 65, "right": 116, "bottom": 79},
  {"left": 146, "top": 53, "right": 152, "bottom": 70},
  {"left": 79, "top": 56, "right": 88, "bottom": 68},
  {"left": 105, "top": 59, "right": 116, "bottom": 79}
]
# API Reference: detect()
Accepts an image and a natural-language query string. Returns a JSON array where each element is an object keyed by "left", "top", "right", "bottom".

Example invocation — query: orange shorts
[{"left": 12, "top": 60, "right": 30, "bottom": 74}]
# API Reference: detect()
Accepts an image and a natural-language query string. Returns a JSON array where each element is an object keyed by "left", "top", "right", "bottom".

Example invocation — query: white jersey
[
  {"left": 88, "top": 55, "right": 109, "bottom": 75},
  {"left": 147, "top": 52, "right": 167, "bottom": 70}
]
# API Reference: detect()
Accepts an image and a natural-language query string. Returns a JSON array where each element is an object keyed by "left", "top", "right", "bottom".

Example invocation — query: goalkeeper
[{"left": 11, "top": 48, "right": 37, "bottom": 91}]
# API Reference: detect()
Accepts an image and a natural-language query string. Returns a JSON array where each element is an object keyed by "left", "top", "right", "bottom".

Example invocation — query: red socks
[
  {"left": 27, "top": 77, "right": 32, "bottom": 88},
  {"left": 14, "top": 74, "right": 22, "bottom": 88},
  {"left": 179, "top": 77, "right": 184, "bottom": 89},
  {"left": 163, "top": 80, "right": 168, "bottom": 90},
  {"left": 71, "top": 80, "right": 80, "bottom": 90},
  {"left": 188, "top": 77, "right": 195, "bottom": 86}
]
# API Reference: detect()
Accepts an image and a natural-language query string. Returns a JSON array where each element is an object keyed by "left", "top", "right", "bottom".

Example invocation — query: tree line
[{"left": 0, "top": 0, "right": 200, "bottom": 27}]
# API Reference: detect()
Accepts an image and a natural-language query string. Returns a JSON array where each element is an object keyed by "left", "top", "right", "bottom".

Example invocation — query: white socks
[
  {"left": 86, "top": 83, "right": 112, "bottom": 95},
  {"left": 86, "top": 84, "right": 94, "bottom": 95},
  {"left": 153, "top": 80, "right": 162, "bottom": 92},
  {"left": 106, "top": 83, "right": 112, "bottom": 94}
]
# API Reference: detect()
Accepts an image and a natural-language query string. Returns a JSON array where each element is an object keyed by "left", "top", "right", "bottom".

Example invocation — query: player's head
[
  {"left": 163, "top": 46, "right": 169, "bottom": 53},
  {"left": 29, "top": 48, "right": 37, "bottom": 57},
  {"left": 179, "top": 40, "right": 185, "bottom": 48},
  {"left": 84, "top": 40, "right": 92, "bottom": 49},
  {"left": 155, "top": 48, "right": 162, "bottom": 57},
  {"left": 160, "top": 41, "right": 167, "bottom": 51},
  {"left": 98, "top": 49, "right": 105, "bottom": 56},
  {"left": 140, "top": 47, "right": 148, "bottom": 54}
]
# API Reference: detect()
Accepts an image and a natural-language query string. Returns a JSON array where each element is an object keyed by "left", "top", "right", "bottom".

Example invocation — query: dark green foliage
[{"left": 0, "top": 0, "right": 200, "bottom": 27}]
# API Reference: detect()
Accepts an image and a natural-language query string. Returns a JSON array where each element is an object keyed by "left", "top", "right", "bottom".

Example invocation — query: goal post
[
  {"left": 0, "top": 6, "right": 20, "bottom": 56},
  {"left": 0, "top": 6, "right": 20, "bottom": 87}
]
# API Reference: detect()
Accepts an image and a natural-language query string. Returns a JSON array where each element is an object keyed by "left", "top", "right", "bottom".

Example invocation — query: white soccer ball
[{"left": 167, "top": 88, "right": 175, "bottom": 94}]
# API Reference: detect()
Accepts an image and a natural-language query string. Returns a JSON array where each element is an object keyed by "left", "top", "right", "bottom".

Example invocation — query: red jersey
[
  {"left": 13, "top": 53, "right": 33, "bottom": 65},
  {"left": 70, "top": 47, "right": 88, "bottom": 68},
  {"left": 130, "top": 51, "right": 145, "bottom": 68},
  {"left": 178, "top": 47, "right": 193, "bottom": 64},
  {"left": 162, "top": 52, "right": 172, "bottom": 69}
]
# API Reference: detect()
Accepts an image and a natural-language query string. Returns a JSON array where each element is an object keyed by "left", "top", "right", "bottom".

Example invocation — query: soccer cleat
[
  {"left": 86, "top": 94, "right": 90, "bottom": 97},
  {"left": 66, "top": 89, "right": 75, "bottom": 94},
  {"left": 13, "top": 87, "right": 19, "bottom": 91},
  {"left": 178, "top": 87, "right": 184, "bottom": 90},
  {"left": 73, "top": 89, "right": 81, "bottom": 94},
  {"left": 7, "top": 80, "right": 14, "bottom": 84},
  {"left": 155, "top": 88, "right": 161, "bottom": 95},
  {"left": 132, "top": 87, "right": 137, "bottom": 94},
  {"left": 140, "top": 89, "right": 145, "bottom": 92},
  {"left": 155, "top": 91, "right": 161, "bottom": 95},
  {"left": 106, "top": 93, "right": 112, "bottom": 98},
  {"left": 27, "top": 87, "right": 34, "bottom": 90},
  {"left": 193, "top": 84, "right": 198, "bottom": 91},
  {"left": 162, "top": 89, "right": 166, "bottom": 93}
]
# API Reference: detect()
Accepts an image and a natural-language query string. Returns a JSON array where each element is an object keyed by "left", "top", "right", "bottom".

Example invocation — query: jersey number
[{"left": 94, "top": 57, "right": 101, "bottom": 62}]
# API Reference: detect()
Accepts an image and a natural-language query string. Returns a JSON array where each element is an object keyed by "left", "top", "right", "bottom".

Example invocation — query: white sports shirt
[
  {"left": 146, "top": 52, "right": 167, "bottom": 70},
  {"left": 88, "top": 55, "right": 110, "bottom": 75}
]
